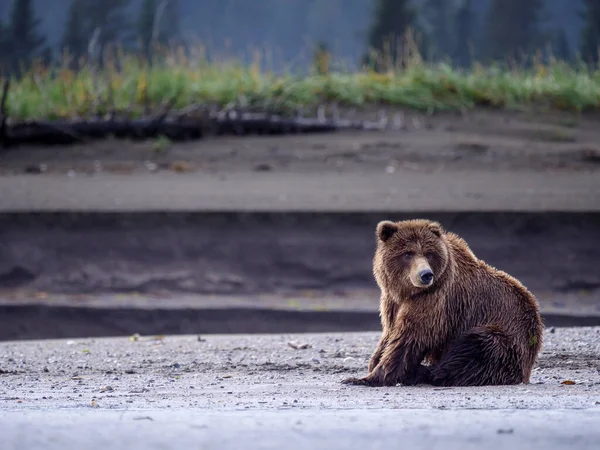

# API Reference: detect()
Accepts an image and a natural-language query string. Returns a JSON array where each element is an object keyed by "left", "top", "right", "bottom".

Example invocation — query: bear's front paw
[
  {"left": 342, "top": 367, "right": 387, "bottom": 387},
  {"left": 341, "top": 375, "right": 384, "bottom": 387},
  {"left": 341, "top": 376, "right": 372, "bottom": 386}
]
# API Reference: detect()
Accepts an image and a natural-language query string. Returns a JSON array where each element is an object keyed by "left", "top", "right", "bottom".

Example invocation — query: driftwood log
[{"left": 0, "top": 108, "right": 388, "bottom": 148}]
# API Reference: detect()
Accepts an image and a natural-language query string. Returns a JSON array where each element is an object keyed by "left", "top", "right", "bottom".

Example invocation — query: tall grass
[{"left": 3, "top": 39, "right": 600, "bottom": 121}]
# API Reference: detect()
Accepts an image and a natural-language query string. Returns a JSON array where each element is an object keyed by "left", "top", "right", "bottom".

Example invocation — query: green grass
[{"left": 4, "top": 49, "right": 600, "bottom": 121}]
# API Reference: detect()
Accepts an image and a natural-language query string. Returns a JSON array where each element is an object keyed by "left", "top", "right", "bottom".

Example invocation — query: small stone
[
  {"left": 169, "top": 161, "right": 193, "bottom": 173},
  {"left": 254, "top": 163, "right": 273, "bottom": 172},
  {"left": 581, "top": 149, "right": 600, "bottom": 163},
  {"left": 24, "top": 165, "right": 42, "bottom": 174},
  {"left": 288, "top": 341, "right": 311, "bottom": 350},
  {"left": 145, "top": 161, "right": 158, "bottom": 172}
]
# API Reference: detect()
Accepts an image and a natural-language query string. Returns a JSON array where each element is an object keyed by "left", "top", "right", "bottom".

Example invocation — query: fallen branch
[{"left": 2, "top": 107, "right": 389, "bottom": 148}]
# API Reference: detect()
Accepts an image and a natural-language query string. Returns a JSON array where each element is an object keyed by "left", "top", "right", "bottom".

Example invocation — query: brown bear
[{"left": 342, "top": 219, "right": 543, "bottom": 387}]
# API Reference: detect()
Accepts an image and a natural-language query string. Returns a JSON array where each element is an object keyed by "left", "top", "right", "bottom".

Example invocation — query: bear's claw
[{"left": 341, "top": 376, "right": 372, "bottom": 386}]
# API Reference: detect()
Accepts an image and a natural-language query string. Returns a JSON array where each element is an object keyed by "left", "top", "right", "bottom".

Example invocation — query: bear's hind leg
[{"left": 427, "top": 325, "right": 523, "bottom": 387}]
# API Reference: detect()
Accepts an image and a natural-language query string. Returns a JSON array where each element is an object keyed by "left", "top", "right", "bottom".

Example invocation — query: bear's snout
[
  {"left": 418, "top": 268, "right": 434, "bottom": 285},
  {"left": 408, "top": 257, "right": 435, "bottom": 288}
]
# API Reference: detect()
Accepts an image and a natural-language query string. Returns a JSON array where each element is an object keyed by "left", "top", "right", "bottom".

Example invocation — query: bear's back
[{"left": 444, "top": 239, "right": 542, "bottom": 343}]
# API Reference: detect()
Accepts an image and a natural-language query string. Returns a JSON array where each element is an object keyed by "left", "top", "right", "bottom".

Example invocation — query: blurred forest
[{"left": 0, "top": 0, "right": 596, "bottom": 74}]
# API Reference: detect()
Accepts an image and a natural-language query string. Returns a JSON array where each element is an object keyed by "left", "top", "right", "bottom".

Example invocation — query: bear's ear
[
  {"left": 428, "top": 221, "right": 444, "bottom": 237},
  {"left": 376, "top": 221, "right": 399, "bottom": 242}
]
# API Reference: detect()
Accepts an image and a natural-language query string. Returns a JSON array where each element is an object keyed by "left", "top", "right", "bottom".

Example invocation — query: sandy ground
[
  {"left": 2, "top": 170, "right": 599, "bottom": 212},
  {"left": 1, "top": 109, "right": 599, "bottom": 213},
  {"left": 1, "top": 110, "right": 599, "bottom": 448},
  {"left": 0, "top": 327, "right": 599, "bottom": 449},
  {"left": 2, "top": 408, "right": 600, "bottom": 450},
  {"left": 1, "top": 327, "right": 598, "bottom": 411},
  {"left": 2, "top": 109, "right": 600, "bottom": 176}
]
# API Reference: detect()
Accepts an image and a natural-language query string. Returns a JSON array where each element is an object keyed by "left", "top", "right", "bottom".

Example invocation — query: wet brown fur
[{"left": 342, "top": 219, "right": 543, "bottom": 387}]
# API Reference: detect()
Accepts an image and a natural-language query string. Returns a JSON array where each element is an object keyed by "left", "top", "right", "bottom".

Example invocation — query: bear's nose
[{"left": 419, "top": 269, "right": 434, "bottom": 284}]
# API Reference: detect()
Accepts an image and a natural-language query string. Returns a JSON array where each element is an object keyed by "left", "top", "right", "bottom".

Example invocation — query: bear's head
[{"left": 373, "top": 219, "right": 451, "bottom": 296}]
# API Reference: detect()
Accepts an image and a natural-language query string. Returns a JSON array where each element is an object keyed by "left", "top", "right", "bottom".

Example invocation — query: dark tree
[
  {"left": 161, "top": 0, "right": 181, "bottom": 45},
  {"left": 483, "top": 0, "right": 544, "bottom": 63},
  {"left": 82, "top": 0, "right": 132, "bottom": 60},
  {"left": 0, "top": 20, "right": 8, "bottom": 71},
  {"left": 6, "top": 0, "right": 46, "bottom": 72},
  {"left": 366, "top": 0, "right": 416, "bottom": 68},
  {"left": 580, "top": 0, "right": 600, "bottom": 65},
  {"left": 454, "top": 0, "right": 475, "bottom": 67},
  {"left": 61, "top": 0, "right": 87, "bottom": 67},
  {"left": 424, "top": 0, "right": 452, "bottom": 59},
  {"left": 137, "top": 0, "right": 181, "bottom": 59},
  {"left": 552, "top": 28, "right": 570, "bottom": 61},
  {"left": 137, "top": 0, "right": 156, "bottom": 58}
]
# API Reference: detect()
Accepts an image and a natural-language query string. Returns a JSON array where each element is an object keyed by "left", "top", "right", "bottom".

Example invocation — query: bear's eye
[
  {"left": 402, "top": 251, "right": 414, "bottom": 261},
  {"left": 425, "top": 252, "right": 435, "bottom": 260}
]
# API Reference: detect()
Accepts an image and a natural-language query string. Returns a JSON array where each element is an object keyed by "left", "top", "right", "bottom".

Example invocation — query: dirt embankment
[
  {"left": 1, "top": 212, "right": 599, "bottom": 296},
  {"left": 0, "top": 211, "right": 599, "bottom": 340},
  {"left": 1, "top": 108, "right": 600, "bottom": 176},
  {"left": 0, "top": 109, "right": 599, "bottom": 340}
]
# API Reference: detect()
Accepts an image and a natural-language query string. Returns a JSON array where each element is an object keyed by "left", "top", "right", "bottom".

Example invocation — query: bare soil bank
[
  {"left": 1, "top": 303, "right": 600, "bottom": 342},
  {"left": 0, "top": 211, "right": 599, "bottom": 340},
  {"left": 1, "top": 108, "right": 599, "bottom": 340},
  {"left": 1, "top": 108, "right": 600, "bottom": 176},
  {"left": 2, "top": 211, "right": 598, "bottom": 295}
]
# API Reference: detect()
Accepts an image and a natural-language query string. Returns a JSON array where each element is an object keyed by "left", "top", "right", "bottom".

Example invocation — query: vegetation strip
[
  {"left": 6, "top": 59, "right": 600, "bottom": 119},
  {"left": 2, "top": 56, "right": 600, "bottom": 147},
  {"left": 3, "top": 0, "right": 600, "bottom": 146}
]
